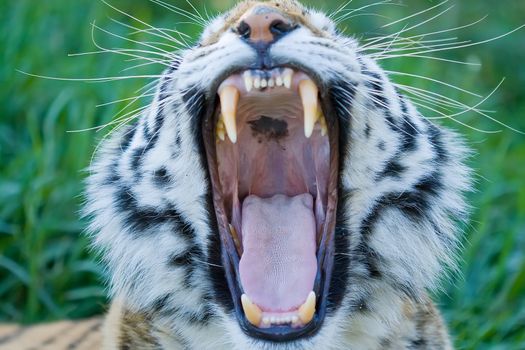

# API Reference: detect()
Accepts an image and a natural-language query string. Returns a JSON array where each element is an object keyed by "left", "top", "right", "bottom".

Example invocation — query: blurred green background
[{"left": 0, "top": 0, "right": 524, "bottom": 349}]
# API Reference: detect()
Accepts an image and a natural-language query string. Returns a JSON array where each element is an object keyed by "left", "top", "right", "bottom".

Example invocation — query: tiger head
[{"left": 85, "top": 0, "right": 470, "bottom": 348}]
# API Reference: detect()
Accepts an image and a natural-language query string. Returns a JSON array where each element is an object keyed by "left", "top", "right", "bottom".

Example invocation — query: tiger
[{"left": 83, "top": 0, "right": 471, "bottom": 349}]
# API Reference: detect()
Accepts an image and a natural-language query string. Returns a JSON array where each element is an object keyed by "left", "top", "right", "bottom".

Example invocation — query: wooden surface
[{"left": 0, "top": 318, "right": 102, "bottom": 350}]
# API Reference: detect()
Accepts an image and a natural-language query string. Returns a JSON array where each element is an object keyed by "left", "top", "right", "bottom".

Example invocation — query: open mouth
[{"left": 203, "top": 67, "right": 339, "bottom": 341}]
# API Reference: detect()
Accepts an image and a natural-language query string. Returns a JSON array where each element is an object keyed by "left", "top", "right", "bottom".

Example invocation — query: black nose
[
  {"left": 236, "top": 6, "right": 296, "bottom": 69},
  {"left": 236, "top": 8, "right": 295, "bottom": 44}
]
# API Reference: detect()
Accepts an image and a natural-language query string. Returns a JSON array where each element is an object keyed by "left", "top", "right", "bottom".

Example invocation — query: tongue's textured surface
[{"left": 239, "top": 194, "right": 317, "bottom": 312}]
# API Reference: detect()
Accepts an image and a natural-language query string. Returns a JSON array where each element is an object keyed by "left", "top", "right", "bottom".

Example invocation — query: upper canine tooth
[
  {"left": 299, "top": 79, "right": 319, "bottom": 138},
  {"left": 241, "top": 294, "right": 262, "bottom": 326},
  {"left": 297, "top": 291, "right": 316, "bottom": 324},
  {"left": 243, "top": 71, "right": 253, "bottom": 92},
  {"left": 219, "top": 86, "right": 239, "bottom": 143},
  {"left": 282, "top": 68, "right": 293, "bottom": 89}
]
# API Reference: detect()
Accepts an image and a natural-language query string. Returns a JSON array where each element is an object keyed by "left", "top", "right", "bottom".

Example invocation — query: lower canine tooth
[
  {"left": 241, "top": 294, "right": 262, "bottom": 326},
  {"left": 297, "top": 291, "right": 316, "bottom": 324},
  {"left": 299, "top": 79, "right": 320, "bottom": 138}
]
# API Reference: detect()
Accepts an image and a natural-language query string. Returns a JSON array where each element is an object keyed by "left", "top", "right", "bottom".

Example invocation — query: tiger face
[{"left": 86, "top": 0, "right": 470, "bottom": 348}]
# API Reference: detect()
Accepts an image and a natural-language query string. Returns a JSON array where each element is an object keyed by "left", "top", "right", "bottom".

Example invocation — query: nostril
[
  {"left": 237, "top": 21, "right": 251, "bottom": 39},
  {"left": 269, "top": 20, "right": 294, "bottom": 36}
]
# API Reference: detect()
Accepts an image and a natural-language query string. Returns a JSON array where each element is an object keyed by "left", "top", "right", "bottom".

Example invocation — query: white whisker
[
  {"left": 381, "top": 0, "right": 449, "bottom": 28},
  {"left": 101, "top": 0, "right": 180, "bottom": 42},
  {"left": 385, "top": 70, "right": 482, "bottom": 97},
  {"left": 149, "top": 0, "right": 206, "bottom": 27}
]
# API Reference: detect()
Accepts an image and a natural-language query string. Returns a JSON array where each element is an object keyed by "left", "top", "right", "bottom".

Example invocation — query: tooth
[
  {"left": 291, "top": 315, "right": 299, "bottom": 324},
  {"left": 268, "top": 78, "right": 275, "bottom": 88},
  {"left": 241, "top": 294, "right": 262, "bottom": 326},
  {"left": 253, "top": 76, "right": 261, "bottom": 89},
  {"left": 262, "top": 317, "right": 270, "bottom": 325},
  {"left": 243, "top": 71, "right": 253, "bottom": 92},
  {"left": 229, "top": 224, "right": 241, "bottom": 252},
  {"left": 219, "top": 86, "right": 239, "bottom": 143},
  {"left": 216, "top": 118, "right": 225, "bottom": 141},
  {"left": 299, "top": 79, "right": 319, "bottom": 138},
  {"left": 282, "top": 68, "right": 293, "bottom": 89},
  {"left": 260, "top": 78, "right": 268, "bottom": 88},
  {"left": 297, "top": 291, "right": 316, "bottom": 324},
  {"left": 270, "top": 316, "right": 276, "bottom": 324},
  {"left": 276, "top": 76, "right": 283, "bottom": 87},
  {"left": 319, "top": 111, "right": 327, "bottom": 136}
]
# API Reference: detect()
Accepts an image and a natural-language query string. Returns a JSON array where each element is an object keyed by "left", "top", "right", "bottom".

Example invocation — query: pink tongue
[{"left": 239, "top": 194, "right": 317, "bottom": 312}]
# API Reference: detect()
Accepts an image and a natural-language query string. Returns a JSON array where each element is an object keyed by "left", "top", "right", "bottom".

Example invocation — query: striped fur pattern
[{"left": 84, "top": 0, "right": 470, "bottom": 349}]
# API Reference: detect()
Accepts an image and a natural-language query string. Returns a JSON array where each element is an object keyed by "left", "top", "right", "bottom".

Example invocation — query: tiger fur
[{"left": 84, "top": 0, "right": 471, "bottom": 349}]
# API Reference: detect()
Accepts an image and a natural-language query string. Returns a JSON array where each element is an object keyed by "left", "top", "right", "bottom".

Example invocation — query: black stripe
[
  {"left": 426, "top": 121, "right": 449, "bottom": 162},
  {"left": 328, "top": 79, "right": 357, "bottom": 166},
  {"left": 399, "top": 116, "right": 419, "bottom": 152},
  {"left": 153, "top": 167, "right": 172, "bottom": 187},
  {"left": 130, "top": 146, "right": 146, "bottom": 176},
  {"left": 352, "top": 241, "right": 382, "bottom": 279},
  {"left": 325, "top": 78, "right": 357, "bottom": 312},
  {"left": 362, "top": 171, "right": 442, "bottom": 228},
  {"left": 348, "top": 296, "right": 370, "bottom": 314},
  {"left": 362, "top": 70, "right": 388, "bottom": 110},
  {"left": 182, "top": 85, "right": 207, "bottom": 161},
  {"left": 364, "top": 123, "right": 371, "bottom": 138},
  {"left": 376, "top": 158, "right": 407, "bottom": 180},
  {"left": 115, "top": 186, "right": 197, "bottom": 239},
  {"left": 326, "top": 190, "right": 351, "bottom": 311},
  {"left": 120, "top": 123, "right": 137, "bottom": 152},
  {"left": 153, "top": 294, "right": 214, "bottom": 326}
]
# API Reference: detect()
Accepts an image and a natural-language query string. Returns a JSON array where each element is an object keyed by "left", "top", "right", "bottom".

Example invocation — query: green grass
[{"left": 0, "top": 0, "right": 524, "bottom": 349}]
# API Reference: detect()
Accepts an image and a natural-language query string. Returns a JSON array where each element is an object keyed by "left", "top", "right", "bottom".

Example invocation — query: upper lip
[{"left": 202, "top": 64, "right": 339, "bottom": 341}]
